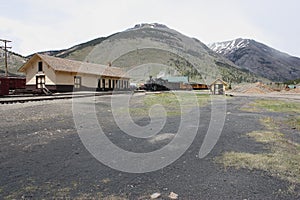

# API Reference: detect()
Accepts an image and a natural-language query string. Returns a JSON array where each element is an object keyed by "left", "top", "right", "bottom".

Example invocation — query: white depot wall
[
  {"left": 25, "top": 58, "right": 56, "bottom": 85},
  {"left": 55, "top": 71, "right": 75, "bottom": 85},
  {"left": 80, "top": 73, "right": 98, "bottom": 88}
]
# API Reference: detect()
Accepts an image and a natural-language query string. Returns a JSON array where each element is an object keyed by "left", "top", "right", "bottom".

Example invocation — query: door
[
  {"left": 74, "top": 76, "right": 81, "bottom": 89},
  {"left": 102, "top": 79, "right": 105, "bottom": 90},
  {"left": 98, "top": 79, "right": 101, "bottom": 89},
  {"left": 218, "top": 84, "right": 224, "bottom": 95},
  {"left": 214, "top": 84, "right": 223, "bottom": 95},
  {"left": 112, "top": 79, "right": 115, "bottom": 89},
  {"left": 108, "top": 79, "right": 111, "bottom": 89},
  {"left": 36, "top": 75, "right": 45, "bottom": 89}
]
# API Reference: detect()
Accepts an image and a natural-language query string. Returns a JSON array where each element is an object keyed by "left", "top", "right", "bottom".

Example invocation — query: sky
[{"left": 0, "top": 0, "right": 299, "bottom": 57}]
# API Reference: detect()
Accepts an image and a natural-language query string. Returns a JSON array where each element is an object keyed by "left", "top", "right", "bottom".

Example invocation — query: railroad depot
[{"left": 18, "top": 54, "right": 130, "bottom": 93}]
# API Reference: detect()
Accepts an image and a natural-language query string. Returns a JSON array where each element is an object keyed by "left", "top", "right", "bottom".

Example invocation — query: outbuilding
[
  {"left": 210, "top": 78, "right": 228, "bottom": 95},
  {"left": 18, "top": 54, "right": 130, "bottom": 92}
]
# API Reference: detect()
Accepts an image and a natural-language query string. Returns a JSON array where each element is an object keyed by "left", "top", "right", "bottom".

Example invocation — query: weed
[
  {"left": 216, "top": 130, "right": 300, "bottom": 184},
  {"left": 101, "top": 178, "right": 111, "bottom": 184},
  {"left": 117, "top": 92, "right": 209, "bottom": 117},
  {"left": 216, "top": 112, "right": 300, "bottom": 185},
  {"left": 249, "top": 99, "right": 300, "bottom": 113}
]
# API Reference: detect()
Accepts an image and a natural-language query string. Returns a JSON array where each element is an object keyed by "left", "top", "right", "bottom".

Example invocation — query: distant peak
[
  {"left": 235, "top": 37, "right": 248, "bottom": 42},
  {"left": 128, "top": 23, "right": 169, "bottom": 30}
]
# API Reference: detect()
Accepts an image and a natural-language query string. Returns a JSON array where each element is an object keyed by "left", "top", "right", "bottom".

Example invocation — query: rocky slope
[
  {"left": 0, "top": 49, "right": 27, "bottom": 76},
  {"left": 208, "top": 38, "right": 300, "bottom": 82}
]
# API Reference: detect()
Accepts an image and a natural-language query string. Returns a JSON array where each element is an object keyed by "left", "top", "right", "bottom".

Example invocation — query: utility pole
[{"left": 0, "top": 39, "right": 12, "bottom": 77}]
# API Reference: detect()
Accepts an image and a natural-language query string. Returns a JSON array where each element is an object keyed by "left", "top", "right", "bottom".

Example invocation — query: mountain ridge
[
  {"left": 83, "top": 24, "right": 264, "bottom": 83},
  {"left": 3, "top": 23, "right": 298, "bottom": 83},
  {"left": 208, "top": 38, "right": 300, "bottom": 81}
]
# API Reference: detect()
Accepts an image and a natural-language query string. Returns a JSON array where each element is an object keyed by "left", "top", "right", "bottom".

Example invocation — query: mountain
[
  {"left": 0, "top": 49, "right": 27, "bottom": 76},
  {"left": 31, "top": 37, "right": 109, "bottom": 61},
  {"left": 208, "top": 38, "right": 300, "bottom": 82},
  {"left": 38, "top": 23, "right": 263, "bottom": 84}
]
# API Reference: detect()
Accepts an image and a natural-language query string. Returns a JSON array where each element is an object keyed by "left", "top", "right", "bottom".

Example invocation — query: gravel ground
[{"left": 0, "top": 93, "right": 299, "bottom": 199}]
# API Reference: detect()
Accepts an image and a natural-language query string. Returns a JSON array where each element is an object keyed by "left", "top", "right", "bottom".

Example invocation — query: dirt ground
[{"left": 0, "top": 93, "right": 299, "bottom": 199}]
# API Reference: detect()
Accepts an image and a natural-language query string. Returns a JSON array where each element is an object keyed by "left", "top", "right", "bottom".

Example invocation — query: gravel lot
[{"left": 0, "top": 93, "right": 299, "bottom": 199}]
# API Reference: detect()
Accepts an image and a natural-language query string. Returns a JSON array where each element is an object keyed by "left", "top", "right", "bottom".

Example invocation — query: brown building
[
  {"left": 190, "top": 82, "right": 209, "bottom": 90},
  {"left": 18, "top": 54, "right": 130, "bottom": 92}
]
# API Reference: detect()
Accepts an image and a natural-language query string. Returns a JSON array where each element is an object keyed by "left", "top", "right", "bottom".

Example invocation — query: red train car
[
  {"left": 0, "top": 77, "right": 26, "bottom": 96},
  {"left": 0, "top": 77, "right": 9, "bottom": 95},
  {"left": 8, "top": 77, "right": 26, "bottom": 89}
]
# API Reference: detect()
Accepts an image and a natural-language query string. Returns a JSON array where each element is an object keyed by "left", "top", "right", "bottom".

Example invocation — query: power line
[{"left": 0, "top": 39, "right": 12, "bottom": 77}]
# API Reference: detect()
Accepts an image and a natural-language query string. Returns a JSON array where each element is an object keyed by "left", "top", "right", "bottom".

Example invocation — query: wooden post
[{"left": 0, "top": 39, "right": 12, "bottom": 77}]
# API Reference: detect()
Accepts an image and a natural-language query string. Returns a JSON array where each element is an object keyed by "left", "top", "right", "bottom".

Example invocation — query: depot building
[{"left": 18, "top": 54, "right": 130, "bottom": 92}]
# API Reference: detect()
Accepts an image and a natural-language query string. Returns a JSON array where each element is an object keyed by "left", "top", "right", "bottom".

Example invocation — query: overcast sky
[{"left": 0, "top": 0, "right": 299, "bottom": 57}]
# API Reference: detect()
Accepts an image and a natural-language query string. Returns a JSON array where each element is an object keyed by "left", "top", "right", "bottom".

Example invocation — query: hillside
[
  {"left": 0, "top": 49, "right": 27, "bottom": 76},
  {"left": 33, "top": 37, "right": 109, "bottom": 61},
  {"left": 208, "top": 38, "right": 300, "bottom": 82},
  {"left": 42, "top": 23, "right": 263, "bottom": 84}
]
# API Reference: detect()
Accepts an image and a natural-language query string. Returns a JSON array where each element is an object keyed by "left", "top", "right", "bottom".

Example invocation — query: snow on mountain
[
  {"left": 127, "top": 23, "right": 169, "bottom": 31},
  {"left": 208, "top": 38, "right": 300, "bottom": 81},
  {"left": 208, "top": 38, "right": 250, "bottom": 55}
]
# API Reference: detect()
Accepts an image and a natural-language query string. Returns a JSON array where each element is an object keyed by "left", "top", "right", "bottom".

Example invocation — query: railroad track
[
  {"left": 0, "top": 91, "right": 139, "bottom": 104},
  {"left": 0, "top": 95, "right": 79, "bottom": 104}
]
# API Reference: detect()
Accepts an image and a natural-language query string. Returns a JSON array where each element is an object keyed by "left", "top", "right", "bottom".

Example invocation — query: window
[
  {"left": 38, "top": 62, "right": 43, "bottom": 72},
  {"left": 74, "top": 76, "right": 81, "bottom": 89}
]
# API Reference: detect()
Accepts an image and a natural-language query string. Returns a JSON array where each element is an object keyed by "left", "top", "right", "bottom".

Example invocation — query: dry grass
[
  {"left": 216, "top": 104, "right": 300, "bottom": 185},
  {"left": 218, "top": 130, "right": 300, "bottom": 184},
  {"left": 242, "top": 99, "right": 300, "bottom": 132},
  {"left": 101, "top": 178, "right": 111, "bottom": 184},
  {"left": 287, "top": 116, "right": 300, "bottom": 131},
  {"left": 117, "top": 92, "right": 209, "bottom": 117},
  {"left": 74, "top": 194, "right": 127, "bottom": 200},
  {"left": 249, "top": 99, "right": 300, "bottom": 113}
]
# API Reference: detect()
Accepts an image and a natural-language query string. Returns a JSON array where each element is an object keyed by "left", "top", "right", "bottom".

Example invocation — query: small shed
[{"left": 210, "top": 79, "right": 228, "bottom": 95}]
